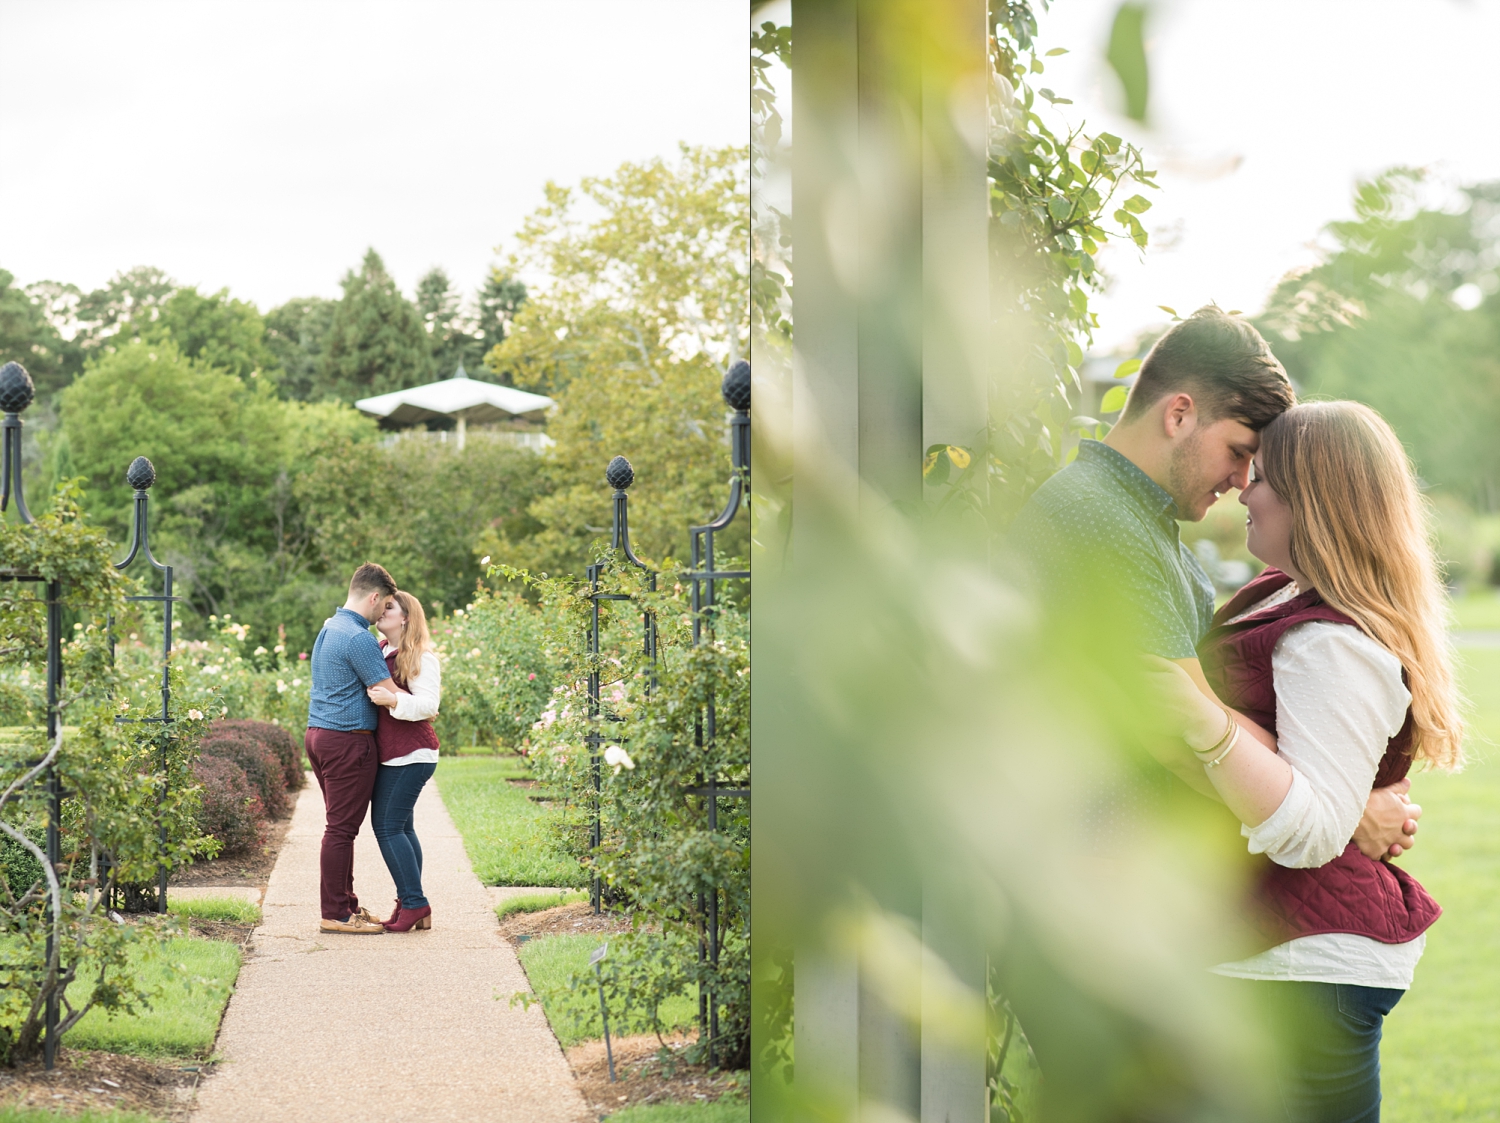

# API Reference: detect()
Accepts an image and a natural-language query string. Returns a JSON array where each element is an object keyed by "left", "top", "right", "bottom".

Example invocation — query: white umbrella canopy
[{"left": 354, "top": 365, "right": 555, "bottom": 449}]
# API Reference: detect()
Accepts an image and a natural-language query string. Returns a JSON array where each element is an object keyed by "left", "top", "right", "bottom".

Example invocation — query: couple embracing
[
  {"left": 303, "top": 563, "right": 443, "bottom": 935},
  {"left": 1015, "top": 307, "right": 1460, "bottom": 1121}
]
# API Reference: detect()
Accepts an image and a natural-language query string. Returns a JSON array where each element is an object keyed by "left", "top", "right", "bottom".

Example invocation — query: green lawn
[
  {"left": 167, "top": 895, "right": 261, "bottom": 924},
  {"left": 518, "top": 933, "right": 698, "bottom": 1048},
  {"left": 1450, "top": 590, "right": 1500, "bottom": 631},
  {"left": 496, "top": 889, "right": 587, "bottom": 920},
  {"left": 65, "top": 936, "right": 240, "bottom": 1058},
  {"left": 1382, "top": 647, "right": 1500, "bottom": 1120},
  {"left": 434, "top": 756, "right": 585, "bottom": 887},
  {"left": 607, "top": 1103, "right": 749, "bottom": 1123}
]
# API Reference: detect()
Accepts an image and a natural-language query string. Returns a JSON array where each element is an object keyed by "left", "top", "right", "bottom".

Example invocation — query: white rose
[{"left": 603, "top": 745, "right": 635, "bottom": 773}]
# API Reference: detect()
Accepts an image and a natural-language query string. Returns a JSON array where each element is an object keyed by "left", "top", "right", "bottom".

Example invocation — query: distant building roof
[{"left": 354, "top": 364, "right": 555, "bottom": 427}]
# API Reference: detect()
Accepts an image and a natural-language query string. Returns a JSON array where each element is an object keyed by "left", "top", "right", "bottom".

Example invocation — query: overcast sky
[
  {"left": 0, "top": 0, "right": 746, "bottom": 311},
  {"left": 1032, "top": 0, "right": 1500, "bottom": 352}
]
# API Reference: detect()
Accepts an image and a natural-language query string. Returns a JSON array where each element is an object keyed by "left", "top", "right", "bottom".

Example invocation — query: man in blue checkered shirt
[{"left": 305, "top": 563, "right": 400, "bottom": 934}]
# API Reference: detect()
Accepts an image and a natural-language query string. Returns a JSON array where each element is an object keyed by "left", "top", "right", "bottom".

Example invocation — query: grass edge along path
[
  {"left": 1381, "top": 646, "right": 1500, "bottom": 1121},
  {"left": 435, "top": 755, "right": 585, "bottom": 887},
  {"left": 517, "top": 933, "right": 697, "bottom": 1049}
]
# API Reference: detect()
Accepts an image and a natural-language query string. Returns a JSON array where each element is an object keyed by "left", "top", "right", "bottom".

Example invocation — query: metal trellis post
[
  {"left": 684, "top": 360, "right": 751, "bottom": 1063},
  {"left": 0, "top": 361, "right": 63, "bottom": 1069},
  {"left": 109, "top": 456, "right": 178, "bottom": 914},
  {"left": 584, "top": 455, "right": 656, "bottom": 915}
]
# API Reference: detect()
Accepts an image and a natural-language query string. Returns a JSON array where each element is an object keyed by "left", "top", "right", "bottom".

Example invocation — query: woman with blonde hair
[
  {"left": 367, "top": 590, "right": 442, "bottom": 932},
  {"left": 1155, "top": 400, "right": 1462, "bottom": 1120}
]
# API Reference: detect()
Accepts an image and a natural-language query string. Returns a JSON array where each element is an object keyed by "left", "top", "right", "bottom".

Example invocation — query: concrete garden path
[{"left": 192, "top": 773, "right": 586, "bottom": 1123}]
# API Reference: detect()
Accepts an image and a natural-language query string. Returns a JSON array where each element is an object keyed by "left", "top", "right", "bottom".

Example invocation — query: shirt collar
[
  {"left": 334, "top": 607, "right": 371, "bottom": 627},
  {"left": 1076, "top": 439, "right": 1182, "bottom": 523}
]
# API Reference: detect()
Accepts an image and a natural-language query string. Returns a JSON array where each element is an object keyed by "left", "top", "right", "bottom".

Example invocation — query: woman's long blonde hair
[
  {"left": 390, "top": 590, "right": 433, "bottom": 686},
  {"left": 1260, "top": 400, "right": 1463, "bottom": 770}
]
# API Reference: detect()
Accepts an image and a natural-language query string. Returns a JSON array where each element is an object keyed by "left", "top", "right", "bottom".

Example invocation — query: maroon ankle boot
[
  {"left": 385, "top": 905, "right": 432, "bottom": 932},
  {"left": 384, "top": 899, "right": 401, "bottom": 925}
]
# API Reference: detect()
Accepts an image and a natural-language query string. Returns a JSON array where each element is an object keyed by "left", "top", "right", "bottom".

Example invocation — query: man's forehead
[{"left": 1220, "top": 419, "right": 1260, "bottom": 449}]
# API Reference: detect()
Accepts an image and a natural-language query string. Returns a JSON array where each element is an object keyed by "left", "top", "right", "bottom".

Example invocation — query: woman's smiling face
[{"left": 1240, "top": 454, "right": 1299, "bottom": 581}]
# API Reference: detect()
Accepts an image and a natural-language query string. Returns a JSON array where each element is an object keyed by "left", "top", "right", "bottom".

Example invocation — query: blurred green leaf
[
  {"left": 1114, "top": 358, "right": 1142, "bottom": 379},
  {"left": 1100, "top": 385, "right": 1129, "bottom": 414},
  {"left": 1122, "top": 194, "right": 1152, "bottom": 214},
  {"left": 1105, "top": 3, "right": 1151, "bottom": 122}
]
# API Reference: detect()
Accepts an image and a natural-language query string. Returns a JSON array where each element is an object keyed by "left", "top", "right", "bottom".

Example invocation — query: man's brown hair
[
  {"left": 348, "top": 562, "right": 397, "bottom": 600},
  {"left": 1121, "top": 305, "right": 1295, "bottom": 430}
]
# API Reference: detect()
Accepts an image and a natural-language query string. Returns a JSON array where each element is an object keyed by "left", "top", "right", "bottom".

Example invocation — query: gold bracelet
[
  {"left": 1202, "top": 723, "right": 1240, "bottom": 769},
  {"left": 1193, "top": 710, "right": 1237, "bottom": 758}
]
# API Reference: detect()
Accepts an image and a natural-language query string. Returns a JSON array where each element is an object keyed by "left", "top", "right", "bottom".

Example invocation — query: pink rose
[{"left": 528, "top": 673, "right": 537, "bottom": 680}]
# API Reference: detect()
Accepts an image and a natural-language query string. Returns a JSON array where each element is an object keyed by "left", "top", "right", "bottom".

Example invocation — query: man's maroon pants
[{"left": 304, "top": 727, "right": 378, "bottom": 921}]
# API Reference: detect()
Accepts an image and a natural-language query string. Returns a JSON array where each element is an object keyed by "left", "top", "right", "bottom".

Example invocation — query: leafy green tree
[
  {"left": 322, "top": 249, "right": 432, "bottom": 400},
  {"left": 0, "top": 270, "right": 72, "bottom": 398},
  {"left": 485, "top": 145, "right": 749, "bottom": 575},
  {"left": 143, "top": 287, "right": 280, "bottom": 382},
  {"left": 56, "top": 339, "right": 376, "bottom": 649},
  {"left": 264, "top": 296, "right": 338, "bottom": 401},
  {"left": 1258, "top": 170, "right": 1500, "bottom": 511},
  {"left": 415, "top": 266, "right": 483, "bottom": 378},
  {"left": 297, "top": 435, "right": 548, "bottom": 614},
  {"left": 475, "top": 270, "right": 527, "bottom": 378},
  {"left": 73, "top": 266, "right": 177, "bottom": 353}
]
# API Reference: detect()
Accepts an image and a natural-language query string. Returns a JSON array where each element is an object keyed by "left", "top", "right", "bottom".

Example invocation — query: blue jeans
[
  {"left": 369, "top": 762, "right": 435, "bottom": 910},
  {"left": 1251, "top": 981, "right": 1404, "bottom": 1123}
]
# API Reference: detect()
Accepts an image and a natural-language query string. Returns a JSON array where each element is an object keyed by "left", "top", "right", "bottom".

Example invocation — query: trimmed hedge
[
  {"left": 200, "top": 736, "right": 288, "bottom": 820},
  {"left": 209, "top": 719, "right": 305, "bottom": 792},
  {"left": 192, "top": 757, "right": 264, "bottom": 856}
]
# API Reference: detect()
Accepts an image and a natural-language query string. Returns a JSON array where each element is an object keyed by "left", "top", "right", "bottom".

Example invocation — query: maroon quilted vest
[
  {"left": 376, "top": 649, "right": 440, "bottom": 763},
  {"left": 1198, "top": 568, "right": 1439, "bottom": 947}
]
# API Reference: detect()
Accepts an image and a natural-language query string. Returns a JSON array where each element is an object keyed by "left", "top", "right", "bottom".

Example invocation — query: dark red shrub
[
  {"left": 209, "top": 719, "right": 306, "bottom": 791},
  {"left": 200, "top": 736, "right": 289, "bottom": 820},
  {"left": 192, "top": 756, "right": 265, "bottom": 856}
]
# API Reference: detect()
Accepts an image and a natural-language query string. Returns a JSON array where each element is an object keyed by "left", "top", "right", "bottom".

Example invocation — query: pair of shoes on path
[{"left": 319, "top": 906, "right": 389, "bottom": 934}]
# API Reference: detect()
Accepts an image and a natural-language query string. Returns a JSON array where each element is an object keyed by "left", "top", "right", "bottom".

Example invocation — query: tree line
[
  {"left": 0, "top": 144, "right": 749, "bottom": 651},
  {"left": 0, "top": 251, "right": 525, "bottom": 405}
]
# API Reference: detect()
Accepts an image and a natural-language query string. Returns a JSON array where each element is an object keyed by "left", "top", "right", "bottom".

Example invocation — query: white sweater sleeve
[
  {"left": 1243, "top": 622, "right": 1411, "bottom": 869},
  {"left": 391, "top": 651, "right": 442, "bottom": 722}
]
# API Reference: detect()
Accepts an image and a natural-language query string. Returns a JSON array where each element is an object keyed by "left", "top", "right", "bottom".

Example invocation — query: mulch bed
[
  {"left": 169, "top": 814, "right": 293, "bottom": 888},
  {"left": 0, "top": 1047, "right": 207, "bottom": 1121},
  {"left": 567, "top": 1034, "right": 746, "bottom": 1119},
  {"left": 498, "top": 901, "right": 633, "bottom": 945}
]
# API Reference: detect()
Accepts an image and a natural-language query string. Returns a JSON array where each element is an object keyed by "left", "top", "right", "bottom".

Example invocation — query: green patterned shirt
[{"left": 1012, "top": 439, "right": 1215, "bottom": 659}]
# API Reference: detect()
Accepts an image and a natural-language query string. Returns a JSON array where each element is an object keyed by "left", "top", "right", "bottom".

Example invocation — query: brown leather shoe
[
  {"left": 320, "top": 914, "right": 385, "bottom": 934},
  {"left": 356, "top": 906, "right": 385, "bottom": 927}
]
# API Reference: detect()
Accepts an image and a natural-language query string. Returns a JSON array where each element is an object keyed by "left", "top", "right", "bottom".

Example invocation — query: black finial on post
[
  {"left": 0, "top": 362, "right": 35, "bottom": 415},
  {"left": 126, "top": 456, "right": 157, "bottom": 493},
  {"left": 721, "top": 360, "right": 750, "bottom": 412},
  {"left": 1, "top": 362, "right": 36, "bottom": 522},
  {"left": 606, "top": 455, "right": 635, "bottom": 492}
]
